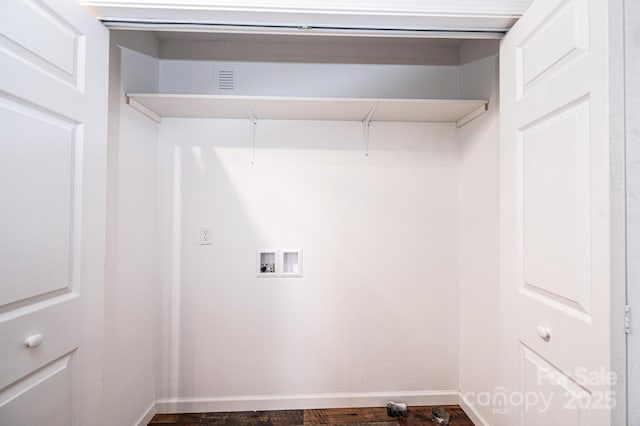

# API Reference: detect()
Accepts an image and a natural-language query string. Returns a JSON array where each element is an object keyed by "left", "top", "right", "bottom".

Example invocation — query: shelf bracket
[
  {"left": 247, "top": 107, "right": 258, "bottom": 165},
  {"left": 126, "top": 94, "right": 161, "bottom": 123},
  {"left": 456, "top": 102, "right": 489, "bottom": 128},
  {"left": 362, "top": 105, "right": 377, "bottom": 158}
]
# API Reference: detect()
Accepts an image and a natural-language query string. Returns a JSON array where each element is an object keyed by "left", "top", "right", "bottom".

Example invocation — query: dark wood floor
[{"left": 149, "top": 405, "right": 474, "bottom": 425}]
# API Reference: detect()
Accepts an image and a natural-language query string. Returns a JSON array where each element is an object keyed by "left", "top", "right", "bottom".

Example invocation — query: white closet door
[
  {"left": 0, "top": 1, "right": 108, "bottom": 425},
  {"left": 500, "top": 0, "right": 613, "bottom": 424}
]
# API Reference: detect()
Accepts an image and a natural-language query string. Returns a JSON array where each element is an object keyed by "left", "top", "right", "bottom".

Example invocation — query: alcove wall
[{"left": 105, "top": 31, "right": 500, "bottom": 425}]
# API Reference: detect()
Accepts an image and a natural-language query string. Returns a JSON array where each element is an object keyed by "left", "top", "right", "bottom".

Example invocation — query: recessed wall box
[
  {"left": 257, "top": 250, "right": 277, "bottom": 277},
  {"left": 281, "top": 249, "right": 303, "bottom": 277},
  {"left": 256, "top": 248, "right": 303, "bottom": 278}
]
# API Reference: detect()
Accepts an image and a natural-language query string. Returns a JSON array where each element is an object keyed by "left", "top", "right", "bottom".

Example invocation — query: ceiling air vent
[{"left": 218, "top": 70, "right": 235, "bottom": 91}]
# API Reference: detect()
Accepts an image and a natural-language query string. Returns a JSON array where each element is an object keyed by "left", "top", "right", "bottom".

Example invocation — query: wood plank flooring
[{"left": 149, "top": 405, "right": 474, "bottom": 425}]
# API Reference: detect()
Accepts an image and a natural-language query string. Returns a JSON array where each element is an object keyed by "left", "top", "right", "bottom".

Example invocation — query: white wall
[
  {"left": 104, "top": 31, "right": 160, "bottom": 425},
  {"left": 457, "top": 40, "right": 500, "bottom": 426},
  {"left": 159, "top": 60, "right": 460, "bottom": 99},
  {"left": 106, "top": 30, "right": 505, "bottom": 419},
  {"left": 156, "top": 118, "right": 461, "bottom": 411},
  {"left": 159, "top": 35, "right": 461, "bottom": 65}
]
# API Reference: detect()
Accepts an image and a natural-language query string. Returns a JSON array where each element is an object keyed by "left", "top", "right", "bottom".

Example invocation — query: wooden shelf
[{"left": 126, "top": 93, "right": 488, "bottom": 127}]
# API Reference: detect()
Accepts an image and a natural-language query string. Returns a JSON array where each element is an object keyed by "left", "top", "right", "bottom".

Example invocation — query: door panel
[
  {"left": 520, "top": 345, "right": 591, "bottom": 426},
  {"left": 0, "top": 0, "right": 84, "bottom": 86},
  {"left": 520, "top": 98, "right": 591, "bottom": 318},
  {"left": 0, "top": 95, "right": 78, "bottom": 308},
  {"left": 0, "top": 1, "right": 108, "bottom": 425},
  {"left": 517, "top": 0, "right": 589, "bottom": 95},
  {"left": 0, "top": 353, "right": 75, "bottom": 426},
  {"left": 0, "top": 297, "right": 79, "bottom": 387},
  {"left": 500, "top": 0, "right": 611, "bottom": 424}
]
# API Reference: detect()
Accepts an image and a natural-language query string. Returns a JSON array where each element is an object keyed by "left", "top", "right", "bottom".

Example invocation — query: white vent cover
[{"left": 217, "top": 70, "right": 235, "bottom": 90}]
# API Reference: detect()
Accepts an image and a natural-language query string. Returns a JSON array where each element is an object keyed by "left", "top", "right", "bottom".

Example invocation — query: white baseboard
[
  {"left": 135, "top": 400, "right": 157, "bottom": 426},
  {"left": 156, "top": 390, "right": 459, "bottom": 414},
  {"left": 459, "top": 392, "right": 490, "bottom": 426}
]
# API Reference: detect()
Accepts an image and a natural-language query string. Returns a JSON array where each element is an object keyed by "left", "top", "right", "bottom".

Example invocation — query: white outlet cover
[{"left": 200, "top": 226, "right": 213, "bottom": 245}]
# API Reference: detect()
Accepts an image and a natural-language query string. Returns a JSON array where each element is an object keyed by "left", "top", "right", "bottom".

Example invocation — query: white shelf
[{"left": 126, "top": 93, "right": 488, "bottom": 127}]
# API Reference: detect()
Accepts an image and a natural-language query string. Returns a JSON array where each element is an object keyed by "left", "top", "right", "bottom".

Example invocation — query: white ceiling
[{"left": 83, "top": 0, "right": 533, "bottom": 15}]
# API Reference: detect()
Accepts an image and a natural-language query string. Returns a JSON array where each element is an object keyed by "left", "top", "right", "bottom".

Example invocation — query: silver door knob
[
  {"left": 536, "top": 326, "right": 551, "bottom": 341},
  {"left": 24, "top": 333, "right": 44, "bottom": 348}
]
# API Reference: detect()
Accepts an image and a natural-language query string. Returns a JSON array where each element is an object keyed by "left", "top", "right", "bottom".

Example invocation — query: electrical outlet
[{"left": 199, "top": 226, "right": 213, "bottom": 245}]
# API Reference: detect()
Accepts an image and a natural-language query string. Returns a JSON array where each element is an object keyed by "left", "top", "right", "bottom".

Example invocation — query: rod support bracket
[
  {"left": 247, "top": 107, "right": 258, "bottom": 164},
  {"left": 362, "top": 105, "right": 377, "bottom": 157}
]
